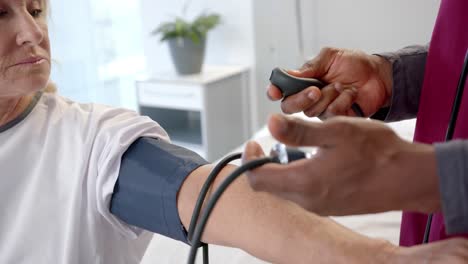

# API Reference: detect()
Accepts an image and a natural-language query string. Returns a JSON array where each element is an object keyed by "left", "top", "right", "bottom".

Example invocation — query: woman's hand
[
  {"left": 268, "top": 47, "right": 393, "bottom": 119},
  {"left": 244, "top": 114, "right": 441, "bottom": 215}
]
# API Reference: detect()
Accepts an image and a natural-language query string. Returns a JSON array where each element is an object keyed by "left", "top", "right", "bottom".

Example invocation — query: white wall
[
  {"left": 50, "top": 1, "right": 441, "bottom": 133},
  {"left": 252, "top": 0, "right": 441, "bottom": 130},
  {"left": 140, "top": 0, "right": 255, "bottom": 75},
  {"left": 310, "top": 0, "right": 441, "bottom": 54}
]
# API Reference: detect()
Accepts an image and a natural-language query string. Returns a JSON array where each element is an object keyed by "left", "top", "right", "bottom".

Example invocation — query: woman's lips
[{"left": 12, "top": 57, "right": 47, "bottom": 67}]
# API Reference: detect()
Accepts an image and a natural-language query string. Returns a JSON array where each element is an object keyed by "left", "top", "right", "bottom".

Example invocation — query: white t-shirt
[{"left": 0, "top": 92, "right": 169, "bottom": 264}]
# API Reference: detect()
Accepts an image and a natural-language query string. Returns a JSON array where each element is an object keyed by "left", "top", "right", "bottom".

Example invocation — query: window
[{"left": 49, "top": 0, "right": 145, "bottom": 109}]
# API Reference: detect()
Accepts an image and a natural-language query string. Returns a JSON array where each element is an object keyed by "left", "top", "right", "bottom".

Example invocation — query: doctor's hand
[
  {"left": 268, "top": 47, "right": 393, "bottom": 119},
  {"left": 396, "top": 238, "right": 468, "bottom": 263},
  {"left": 243, "top": 114, "right": 441, "bottom": 216}
]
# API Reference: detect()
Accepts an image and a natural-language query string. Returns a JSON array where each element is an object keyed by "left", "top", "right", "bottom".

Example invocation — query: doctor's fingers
[
  {"left": 319, "top": 86, "right": 359, "bottom": 119},
  {"left": 267, "top": 84, "right": 283, "bottom": 101},
  {"left": 245, "top": 158, "right": 318, "bottom": 194},
  {"left": 300, "top": 83, "right": 341, "bottom": 118},
  {"left": 280, "top": 86, "right": 323, "bottom": 114},
  {"left": 268, "top": 114, "right": 350, "bottom": 147}
]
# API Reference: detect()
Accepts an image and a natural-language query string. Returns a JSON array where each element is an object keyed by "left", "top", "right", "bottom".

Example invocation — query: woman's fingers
[
  {"left": 242, "top": 141, "right": 266, "bottom": 161},
  {"left": 243, "top": 141, "right": 304, "bottom": 193}
]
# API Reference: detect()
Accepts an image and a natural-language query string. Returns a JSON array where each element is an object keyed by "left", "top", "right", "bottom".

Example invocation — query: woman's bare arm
[{"left": 177, "top": 164, "right": 393, "bottom": 264}]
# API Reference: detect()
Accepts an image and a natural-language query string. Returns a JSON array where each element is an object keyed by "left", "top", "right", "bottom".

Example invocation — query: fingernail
[{"left": 308, "top": 91, "right": 318, "bottom": 101}]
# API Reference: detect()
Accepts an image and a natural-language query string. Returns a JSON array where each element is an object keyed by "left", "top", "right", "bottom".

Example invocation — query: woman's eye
[
  {"left": 0, "top": 10, "right": 7, "bottom": 18},
  {"left": 30, "top": 9, "right": 42, "bottom": 18}
]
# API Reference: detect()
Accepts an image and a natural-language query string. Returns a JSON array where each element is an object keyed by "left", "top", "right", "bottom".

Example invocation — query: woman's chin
[{"left": 13, "top": 75, "right": 51, "bottom": 95}]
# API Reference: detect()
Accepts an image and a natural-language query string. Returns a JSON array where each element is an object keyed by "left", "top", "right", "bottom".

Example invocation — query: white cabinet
[{"left": 136, "top": 66, "right": 251, "bottom": 161}]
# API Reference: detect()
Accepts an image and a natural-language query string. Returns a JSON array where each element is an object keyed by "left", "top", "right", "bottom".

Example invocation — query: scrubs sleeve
[
  {"left": 435, "top": 140, "right": 468, "bottom": 234},
  {"left": 371, "top": 45, "right": 429, "bottom": 122}
]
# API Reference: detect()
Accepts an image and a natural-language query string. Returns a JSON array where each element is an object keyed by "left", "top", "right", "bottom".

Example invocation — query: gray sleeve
[
  {"left": 434, "top": 140, "right": 468, "bottom": 235},
  {"left": 371, "top": 45, "right": 429, "bottom": 122}
]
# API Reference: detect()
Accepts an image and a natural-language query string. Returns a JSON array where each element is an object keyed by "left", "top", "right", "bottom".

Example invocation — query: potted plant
[{"left": 151, "top": 9, "right": 221, "bottom": 75}]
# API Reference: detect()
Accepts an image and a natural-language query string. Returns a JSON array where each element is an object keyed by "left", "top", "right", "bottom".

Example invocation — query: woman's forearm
[{"left": 177, "top": 164, "right": 394, "bottom": 263}]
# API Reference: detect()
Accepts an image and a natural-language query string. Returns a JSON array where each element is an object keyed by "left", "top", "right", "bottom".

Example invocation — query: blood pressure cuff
[{"left": 110, "top": 137, "right": 209, "bottom": 244}]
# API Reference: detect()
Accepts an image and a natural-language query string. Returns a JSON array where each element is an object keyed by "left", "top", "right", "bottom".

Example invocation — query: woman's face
[{"left": 0, "top": 0, "right": 50, "bottom": 98}]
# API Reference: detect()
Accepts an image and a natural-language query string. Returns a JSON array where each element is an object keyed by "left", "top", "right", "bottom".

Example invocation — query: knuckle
[
  {"left": 320, "top": 46, "right": 338, "bottom": 57},
  {"left": 320, "top": 46, "right": 332, "bottom": 54},
  {"left": 301, "top": 59, "right": 314, "bottom": 69},
  {"left": 295, "top": 94, "right": 312, "bottom": 110}
]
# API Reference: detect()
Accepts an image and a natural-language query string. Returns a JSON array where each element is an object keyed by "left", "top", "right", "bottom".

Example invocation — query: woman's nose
[{"left": 16, "top": 14, "right": 44, "bottom": 47}]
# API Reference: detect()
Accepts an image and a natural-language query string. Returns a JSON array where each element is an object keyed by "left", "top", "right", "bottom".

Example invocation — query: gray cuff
[
  {"left": 435, "top": 140, "right": 468, "bottom": 235},
  {"left": 111, "top": 137, "right": 209, "bottom": 244},
  {"left": 371, "top": 45, "right": 428, "bottom": 122}
]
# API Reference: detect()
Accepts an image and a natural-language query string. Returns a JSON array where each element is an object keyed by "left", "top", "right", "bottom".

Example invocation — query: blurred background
[
  {"left": 47, "top": 1, "right": 441, "bottom": 261},
  {"left": 48, "top": 0, "right": 441, "bottom": 162},
  {"left": 49, "top": 0, "right": 440, "bottom": 133}
]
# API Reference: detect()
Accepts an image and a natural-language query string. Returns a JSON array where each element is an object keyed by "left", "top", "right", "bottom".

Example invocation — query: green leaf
[
  {"left": 188, "top": 31, "right": 201, "bottom": 44},
  {"left": 192, "top": 13, "right": 221, "bottom": 37},
  {"left": 151, "top": 12, "right": 221, "bottom": 42}
]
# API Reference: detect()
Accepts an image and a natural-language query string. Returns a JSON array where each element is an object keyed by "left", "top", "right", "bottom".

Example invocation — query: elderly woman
[{"left": 2, "top": 0, "right": 468, "bottom": 263}]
